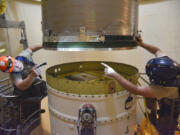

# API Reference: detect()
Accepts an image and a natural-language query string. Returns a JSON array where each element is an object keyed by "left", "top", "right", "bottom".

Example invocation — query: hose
[{"left": 0, "top": 0, "right": 6, "bottom": 15}]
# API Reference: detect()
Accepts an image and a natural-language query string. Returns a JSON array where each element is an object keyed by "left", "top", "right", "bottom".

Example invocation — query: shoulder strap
[
  {"left": 152, "top": 79, "right": 180, "bottom": 87},
  {"left": 15, "top": 56, "right": 35, "bottom": 66}
]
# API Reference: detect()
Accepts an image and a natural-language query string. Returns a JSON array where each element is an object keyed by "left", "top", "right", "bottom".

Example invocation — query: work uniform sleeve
[
  {"left": 11, "top": 48, "right": 33, "bottom": 84},
  {"left": 150, "top": 85, "right": 179, "bottom": 100},
  {"left": 18, "top": 48, "right": 33, "bottom": 62}
]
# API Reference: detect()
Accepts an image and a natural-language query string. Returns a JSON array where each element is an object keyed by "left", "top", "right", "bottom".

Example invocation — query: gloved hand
[
  {"left": 31, "top": 65, "right": 42, "bottom": 77},
  {"left": 33, "top": 67, "right": 42, "bottom": 76},
  {"left": 101, "top": 63, "right": 117, "bottom": 77}
]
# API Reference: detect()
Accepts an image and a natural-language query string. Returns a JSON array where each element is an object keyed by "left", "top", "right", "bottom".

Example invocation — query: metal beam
[{"left": 0, "top": 18, "right": 25, "bottom": 28}]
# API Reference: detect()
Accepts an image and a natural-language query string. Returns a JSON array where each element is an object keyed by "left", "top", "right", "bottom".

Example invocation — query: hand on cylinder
[
  {"left": 136, "top": 35, "right": 143, "bottom": 46},
  {"left": 101, "top": 63, "right": 117, "bottom": 77}
]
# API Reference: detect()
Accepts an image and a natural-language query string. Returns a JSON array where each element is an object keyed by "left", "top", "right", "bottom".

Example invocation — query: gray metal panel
[
  {"left": 42, "top": 0, "right": 138, "bottom": 36},
  {"left": 42, "top": 0, "right": 139, "bottom": 50}
]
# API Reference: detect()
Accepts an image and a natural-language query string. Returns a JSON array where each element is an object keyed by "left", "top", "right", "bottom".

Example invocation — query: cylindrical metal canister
[
  {"left": 42, "top": 0, "right": 139, "bottom": 50},
  {"left": 46, "top": 61, "right": 139, "bottom": 135}
]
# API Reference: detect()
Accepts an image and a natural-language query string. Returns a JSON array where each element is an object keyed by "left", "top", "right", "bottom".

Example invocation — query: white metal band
[
  {"left": 49, "top": 104, "right": 136, "bottom": 125},
  {"left": 47, "top": 85, "right": 131, "bottom": 101}
]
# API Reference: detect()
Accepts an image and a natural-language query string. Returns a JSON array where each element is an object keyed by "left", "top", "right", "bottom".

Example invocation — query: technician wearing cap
[
  {"left": 0, "top": 45, "right": 45, "bottom": 96},
  {"left": 102, "top": 36, "right": 180, "bottom": 135}
]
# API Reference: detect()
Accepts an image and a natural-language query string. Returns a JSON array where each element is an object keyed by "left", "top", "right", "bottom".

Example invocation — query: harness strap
[
  {"left": 152, "top": 79, "right": 180, "bottom": 87},
  {"left": 12, "top": 56, "right": 35, "bottom": 74},
  {"left": 15, "top": 56, "right": 35, "bottom": 66}
]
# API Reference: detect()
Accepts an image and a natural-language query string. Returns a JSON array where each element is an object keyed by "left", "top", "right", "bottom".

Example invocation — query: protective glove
[
  {"left": 101, "top": 63, "right": 117, "bottom": 77},
  {"left": 136, "top": 35, "right": 143, "bottom": 46},
  {"left": 30, "top": 62, "right": 47, "bottom": 78},
  {"left": 33, "top": 66, "right": 42, "bottom": 76}
]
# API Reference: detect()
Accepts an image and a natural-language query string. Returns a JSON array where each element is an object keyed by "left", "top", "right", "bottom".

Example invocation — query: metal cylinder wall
[{"left": 46, "top": 61, "right": 139, "bottom": 135}]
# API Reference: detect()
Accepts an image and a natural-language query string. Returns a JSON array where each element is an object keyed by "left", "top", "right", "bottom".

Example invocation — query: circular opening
[{"left": 46, "top": 61, "right": 138, "bottom": 95}]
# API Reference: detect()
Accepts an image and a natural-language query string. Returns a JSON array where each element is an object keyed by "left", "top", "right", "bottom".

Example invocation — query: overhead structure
[
  {"left": 0, "top": 18, "right": 28, "bottom": 50},
  {"left": 42, "top": 0, "right": 139, "bottom": 51}
]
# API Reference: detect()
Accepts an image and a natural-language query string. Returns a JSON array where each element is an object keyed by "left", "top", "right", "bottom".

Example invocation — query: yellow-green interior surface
[
  {"left": 139, "top": 0, "right": 168, "bottom": 4},
  {"left": 46, "top": 61, "right": 139, "bottom": 95}
]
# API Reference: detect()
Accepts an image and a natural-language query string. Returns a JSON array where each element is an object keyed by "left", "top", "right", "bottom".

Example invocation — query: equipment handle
[{"left": 35, "top": 62, "right": 47, "bottom": 69}]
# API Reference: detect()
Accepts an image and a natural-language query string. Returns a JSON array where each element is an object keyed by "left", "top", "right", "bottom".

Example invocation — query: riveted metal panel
[{"left": 42, "top": 0, "right": 139, "bottom": 50}]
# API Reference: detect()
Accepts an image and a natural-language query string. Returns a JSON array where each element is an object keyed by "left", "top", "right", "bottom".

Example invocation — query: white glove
[
  {"left": 101, "top": 63, "right": 117, "bottom": 77},
  {"left": 33, "top": 66, "right": 42, "bottom": 76}
]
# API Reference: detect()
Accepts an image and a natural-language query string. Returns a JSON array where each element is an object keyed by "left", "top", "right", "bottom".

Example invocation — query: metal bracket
[{"left": 0, "top": 17, "right": 28, "bottom": 49}]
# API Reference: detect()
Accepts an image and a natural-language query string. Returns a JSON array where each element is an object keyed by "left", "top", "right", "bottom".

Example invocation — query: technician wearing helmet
[
  {"left": 102, "top": 36, "right": 179, "bottom": 100},
  {"left": 0, "top": 45, "right": 44, "bottom": 95},
  {"left": 102, "top": 36, "right": 180, "bottom": 135}
]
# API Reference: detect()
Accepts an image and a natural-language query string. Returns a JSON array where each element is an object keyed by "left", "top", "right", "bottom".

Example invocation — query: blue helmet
[{"left": 146, "top": 56, "right": 180, "bottom": 86}]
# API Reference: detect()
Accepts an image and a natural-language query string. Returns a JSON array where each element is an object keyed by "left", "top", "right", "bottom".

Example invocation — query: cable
[
  {"left": 139, "top": 73, "right": 150, "bottom": 85},
  {"left": 137, "top": 97, "right": 145, "bottom": 115}
]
